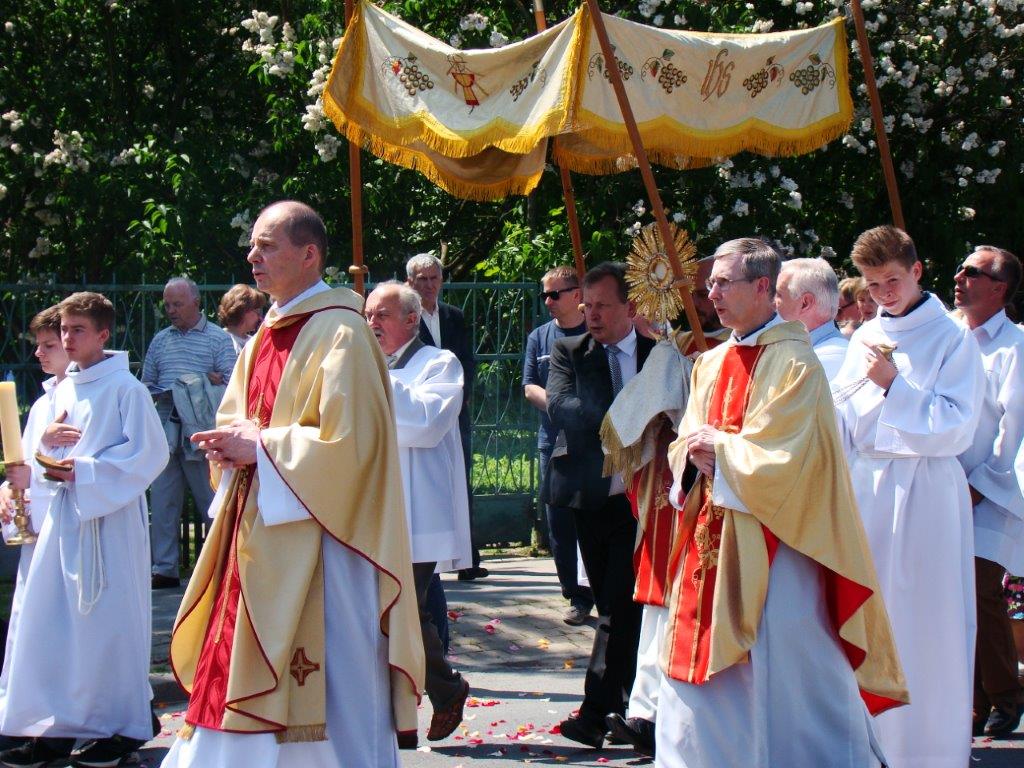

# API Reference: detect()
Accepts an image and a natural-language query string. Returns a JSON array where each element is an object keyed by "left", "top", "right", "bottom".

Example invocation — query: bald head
[
  {"left": 248, "top": 200, "right": 327, "bottom": 304},
  {"left": 163, "top": 276, "right": 201, "bottom": 330}
]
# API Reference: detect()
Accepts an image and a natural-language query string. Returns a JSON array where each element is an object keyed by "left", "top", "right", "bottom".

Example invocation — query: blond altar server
[
  {"left": 952, "top": 245, "right": 1024, "bottom": 737},
  {"left": 162, "top": 201, "right": 423, "bottom": 768},
  {"left": 0, "top": 294, "right": 169, "bottom": 768},
  {"left": 659, "top": 238, "right": 907, "bottom": 768},
  {"left": 833, "top": 226, "right": 985, "bottom": 768}
]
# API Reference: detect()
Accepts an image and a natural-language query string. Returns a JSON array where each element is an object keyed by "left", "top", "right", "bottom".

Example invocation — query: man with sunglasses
[
  {"left": 954, "top": 246, "right": 1024, "bottom": 738},
  {"left": 523, "top": 265, "right": 593, "bottom": 625}
]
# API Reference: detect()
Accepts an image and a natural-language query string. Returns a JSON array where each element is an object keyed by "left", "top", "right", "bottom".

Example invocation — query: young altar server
[
  {"left": 0, "top": 292, "right": 168, "bottom": 768},
  {"left": 833, "top": 226, "right": 986, "bottom": 768}
]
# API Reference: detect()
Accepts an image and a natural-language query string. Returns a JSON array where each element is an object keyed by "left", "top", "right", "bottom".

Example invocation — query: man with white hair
[
  {"left": 774, "top": 257, "right": 848, "bottom": 381},
  {"left": 365, "top": 280, "right": 473, "bottom": 745},
  {"left": 406, "top": 253, "right": 485, "bottom": 580},
  {"left": 143, "top": 276, "right": 236, "bottom": 588}
]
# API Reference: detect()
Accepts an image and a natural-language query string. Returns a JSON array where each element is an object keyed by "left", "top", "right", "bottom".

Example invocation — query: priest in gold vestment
[
  {"left": 161, "top": 201, "right": 424, "bottom": 768},
  {"left": 657, "top": 238, "right": 907, "bottom": 768}
]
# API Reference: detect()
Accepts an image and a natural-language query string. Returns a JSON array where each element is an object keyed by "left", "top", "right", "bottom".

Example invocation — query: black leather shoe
[
  {"left": 151, "top": 574, "right": 181, "bottom": 589},
  {"left": 558, "top": 715, "right": 605, "bottom": 749},
  {"left": 606, "top": 713, "right": 655, "bottom": 755},
  {"left": 457, "top": 567, "right": 489, "bottom": 581},
  {"left": 396, "top": 730, "right": 418, "bottom": 750},
  {"left": 563, "top": 605, "right": 591, "bottom": 626},
  {"left": 984, "top": 704, "right": 1023, "bottom": 737}
]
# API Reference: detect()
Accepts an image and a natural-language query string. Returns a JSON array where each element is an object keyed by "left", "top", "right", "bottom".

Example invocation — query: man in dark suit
[
  {"left": 406, "top": 253, "right": 486, "bottom": 580},
  {"left": 545, "top": 262, "right": 654, "bottom": 748}
]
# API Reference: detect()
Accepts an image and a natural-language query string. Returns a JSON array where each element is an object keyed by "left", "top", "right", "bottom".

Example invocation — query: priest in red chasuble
[
  {"left": 161, "top": 201, "right": 424, "bottom": 768},
  {"left": 657, "top": 238, "right": 908, "bottom": 768}
]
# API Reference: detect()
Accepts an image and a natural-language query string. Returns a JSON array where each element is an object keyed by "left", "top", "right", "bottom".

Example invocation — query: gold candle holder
[{"left": 4, "top": 461, "right": 36, "bottom": 546}]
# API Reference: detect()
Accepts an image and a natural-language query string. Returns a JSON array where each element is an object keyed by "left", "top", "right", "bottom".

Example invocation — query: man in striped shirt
[{"left": 142, "top": 277, "right": 237, "bottom": 589}]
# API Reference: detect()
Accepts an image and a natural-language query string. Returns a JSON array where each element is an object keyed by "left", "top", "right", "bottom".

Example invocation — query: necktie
[
  {"left": 606, "top": 344, "right": 623, "bottom": 395},
  {"left": 385, "top": 353, "right": 398, "bottom": 369}
]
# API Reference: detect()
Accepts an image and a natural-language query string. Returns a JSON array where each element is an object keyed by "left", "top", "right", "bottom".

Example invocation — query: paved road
[{"left": 138, "top": 557, "right": 1022, "bottom": 767}]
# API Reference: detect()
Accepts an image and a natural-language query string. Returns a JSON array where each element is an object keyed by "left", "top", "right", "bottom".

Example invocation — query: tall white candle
[{"left": 0, "top": 382, "right": 25, "bottom": 464}]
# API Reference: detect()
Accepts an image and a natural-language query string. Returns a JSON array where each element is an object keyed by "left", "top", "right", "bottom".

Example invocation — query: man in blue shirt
[
  {"left": 523, "top": 266, "right": 592, "bottom": 625},
  {"left": 142, "top": 277, "right": 236, "bottom": 588}
]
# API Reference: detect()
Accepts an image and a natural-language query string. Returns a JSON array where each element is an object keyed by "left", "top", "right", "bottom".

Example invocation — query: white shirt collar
[
  {"left": 390, "top": 335, "right": 417, "bottom": 364},
  {"left": 732, "top": 313, "right": 785, "bottom": 346},
  {"left": 272, "top": 280, "right": 331, "bottom": 317},
  {"left": 975, "top": 308, "right": 1009, "bottom": 341},
  {"left": 603, "top": 326, "right": 638, "bottom": 356}
]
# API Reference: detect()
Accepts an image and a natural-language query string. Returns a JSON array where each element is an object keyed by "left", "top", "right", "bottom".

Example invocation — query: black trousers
[
  {"left": 573, "top": 494, "right": 643, "bottom": 723},
  {"left": 975, "top": 557, "right": 1023, "bottom": 715}
]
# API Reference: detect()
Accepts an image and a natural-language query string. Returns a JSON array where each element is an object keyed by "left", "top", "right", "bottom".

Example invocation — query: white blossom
[
  {"left": 4, "top": 21, "right": 14, "bottom": 34},
  {"left": 673, "top": 14, "right": 687, "bottom": 25},
  {"left": 9, "top": 142, "right": 21, "bottom": 154},
  {"left": 302, "top": 102, "right": 327, "bottom": 133},
  {"left": 752, "top": 171, "right": 767, "bottom": 187},
  {"left": 43, "top": 130, "right": 89, "bottom": 171},
  {"left": 2, "top": 110, "right": 23, "bottom": 132},
  {"left": 707, "top": 215, "right": 723, "bottom": 232},
  {"left": 489, "top": 30, "right": 508, "bottom": 47},
  {"left": 959, "top": 206, "right": 976, "bottom": 220},
  {"left": 900, "top": 160, "right": 916, "bottom": 178},
  {"left": 625, "top": 221, "right": 642, "bottom": 237},
  {"left": 988, "top": 140, "right": 1006, "bottom": 156},
  {"left": 787, "top": 191, "right": 803, "bottom": 209},
  {"left": 459, "top": 13, "right": 488, "bottom": 31},
  {"left": 839, "top": 192, "right": 855, "bottom": 210},
  {"left": 449, "top": 33, "right": 463, "bottom": 48},
  {"left": 961, "top": 132, "right": 979, "bottom": 150},
  {"left": 632, "top": 199, "right": 646, "bottom": 217},
  {"left": 752, "top": 19, "right": 774, "bottom": 32},
  {"left": 28, "top": 236, "right": 51, "bottom": 259},
  {"left": 732, "top": 200, "right": 749, "bottom": 216},
  {"left": 0, "top": 183, "right": 6, "bottom": 200},
  {"left": 779, "top": 176, "right": 799, "bottom": 192},
  {"left": 671, "top": 211, "right": 685, "bottom": 224},
  {"left": 795, "top": 1, "right": 815, "bottom": 15},
  {"left": 820, "top": 245, "right": 837, "bottom": 259},
  {"left": 653, "top": 14, "right": 665, "bottom": 26},
  {"left": 315, "top": 134, "right": 341, "bottom": 162}
]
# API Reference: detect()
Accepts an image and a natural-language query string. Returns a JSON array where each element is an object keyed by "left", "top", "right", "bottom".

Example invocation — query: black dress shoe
[
  {"left": 396, "top": 730, "right": 418, "bottom": 750},
  {"left": 457, "top": 567, "right": 489, "bottom": 581},
  {"left": 151, "top": 574, "right": 181, "bottom": 589},
  {"left": 558, "top": 715, "right": 605, "bottom": 749},
  {"left": 984, "top": 704, "right": 1024, "bottom": 737},
  {"left": 606, "top": 713, "right": 655, "bottom": 755},
  {"left": 0, "top": 738, "right": 74, "bottom": 768}
]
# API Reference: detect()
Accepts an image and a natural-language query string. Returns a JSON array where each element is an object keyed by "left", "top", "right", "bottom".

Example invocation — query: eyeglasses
[
  {"left": 540, "top": 287, "right": 576, "bottom": 300},
  {"left": 705, "top": 276, "right": 756, "bottom": 292},
  {"left": 956, "top": 263, "right": 1004, "bottom": 282}
]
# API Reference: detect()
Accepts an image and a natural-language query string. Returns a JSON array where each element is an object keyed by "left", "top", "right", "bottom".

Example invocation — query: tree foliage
[{"left": 0, "top": 0, "right": 1021, "bottom": 299}]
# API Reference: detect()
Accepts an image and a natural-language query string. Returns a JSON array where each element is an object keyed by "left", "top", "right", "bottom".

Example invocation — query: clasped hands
[
  {"left": 685, "top": 425, "right": 719, "bottom": 476},
  {"left": 191, "top": 419, "right": 261, "bottom": 469}
]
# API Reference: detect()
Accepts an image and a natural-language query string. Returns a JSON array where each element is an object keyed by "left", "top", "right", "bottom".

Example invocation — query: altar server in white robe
[
  {"left": 833, "top": 226, "right": 985, "bottom": 768},
  {"left": 365, "top": 281, "right": 472, "bottom": 745},
  {"left": 952, "top": 245, "right": 1024, "bottom": 737},
  {"left": 0, "top": 293, "right": 168, "bottom": 768}
]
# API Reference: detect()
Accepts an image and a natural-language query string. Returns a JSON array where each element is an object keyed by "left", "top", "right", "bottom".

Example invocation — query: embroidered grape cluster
[
  {"left": 743, "top": 68, "right": 770, "bottom": 98},
  {"left": 399, "top": 61, "right": 434, "bottom": 95},
  {"left": 603, "top": 58, "right": 634, "bottom": 82},
  {"left": 657, "top": 62, "right": 687, "bottom": 93},
  {"left": 790, "top": 64, "right": 823, "bottom": 95}
]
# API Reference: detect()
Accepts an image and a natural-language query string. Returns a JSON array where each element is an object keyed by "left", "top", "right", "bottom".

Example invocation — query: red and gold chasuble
[
  {"left": 185, "top": 316, "right": 312, "bottom": 731},
  {"left": 627, "top": 332, "right": 729, "bottom": 608},
  {"left": 664, "top": 344, "right": 777, "bottom": 684}
]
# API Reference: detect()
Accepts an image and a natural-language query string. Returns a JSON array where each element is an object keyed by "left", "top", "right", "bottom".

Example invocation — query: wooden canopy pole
[
  {"left": 584, "top": 0, "right": 706, "bottom": 351},
  {"left": 533, "top": 0, "right": 588, "bottom": 283},
  {"left": 344, "top": 0, "right": 367, "bottom": 295},
  {"left": 849, "top": 0, "right": 906, "bottom": 230}
]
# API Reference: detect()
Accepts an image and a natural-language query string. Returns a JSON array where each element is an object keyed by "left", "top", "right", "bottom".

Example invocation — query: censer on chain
[{"left": 832, "top": 342, "right": 897, "bottom": 405}]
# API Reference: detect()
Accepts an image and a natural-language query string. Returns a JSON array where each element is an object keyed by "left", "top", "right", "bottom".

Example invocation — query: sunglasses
[
  {"left": 540, "top": 287, "right": 576, "bottom": 300},
  {"left": 957, "top": 263, "right": 1005, "bottom": 281}
]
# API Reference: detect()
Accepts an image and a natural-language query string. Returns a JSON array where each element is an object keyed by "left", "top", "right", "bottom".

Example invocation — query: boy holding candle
[{"left": 0, "top": 293, "right": 168, "bottom": 768}]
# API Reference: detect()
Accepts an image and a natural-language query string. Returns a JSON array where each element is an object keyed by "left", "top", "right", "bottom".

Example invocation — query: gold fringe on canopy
[{"left": 323, "top": 1, "right": 853, "bottom": 201}]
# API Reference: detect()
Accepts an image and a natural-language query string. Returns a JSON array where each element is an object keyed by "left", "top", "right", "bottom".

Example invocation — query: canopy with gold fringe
[{"left": 323, "top": 1, "right": 852, "bottom": 201}]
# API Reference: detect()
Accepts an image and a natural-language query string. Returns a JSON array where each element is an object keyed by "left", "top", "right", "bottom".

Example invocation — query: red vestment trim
[
  {"left": 630, "top": 458, "right": 677, "bottom": 607},
  {"left": 185, "top": 315, "right": 311, "bottom": 731},
  {"left": 683, "top": 332, "right": 726, "bottom": 357},
  {"left": 666, "top": 345, "right": 764, "bottom": 684}
]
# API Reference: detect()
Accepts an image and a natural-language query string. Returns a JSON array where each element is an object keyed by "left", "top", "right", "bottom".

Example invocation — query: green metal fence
[{"left": 0, "top": 281, "right": 545, "bottom": 556}]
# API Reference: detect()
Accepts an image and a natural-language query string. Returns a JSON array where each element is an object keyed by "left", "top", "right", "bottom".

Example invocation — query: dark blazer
[
  {"left": 544, "top": 331, "right": 655, "bottom": 510},
  {"left": 418, "top": 301, "right": 475, "bottom": 444}
]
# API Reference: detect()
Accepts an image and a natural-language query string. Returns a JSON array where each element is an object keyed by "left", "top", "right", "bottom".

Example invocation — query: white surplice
[
  {"left": 161, "top": 281, "right": 401, "bottom": 768},
  {"left": 391, "top": 343, "right": 472, "bottom": 571},
  {"left": 0, "top": 352, "right": 168, "bottom": 741},
  {"left": 956, "top": 309, "right": 1024, "bottom": 574},
  {"left": 833, "top": 294, "right": 985, "bottom": 768}
]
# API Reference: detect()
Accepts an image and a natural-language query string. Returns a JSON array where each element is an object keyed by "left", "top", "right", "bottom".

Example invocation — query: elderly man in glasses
[
  {"left": 953, "top": 245, "right": 1024, "bottom": 738},
  {"left": 522, "top": 265, "right": 593, "bottom": 625}
]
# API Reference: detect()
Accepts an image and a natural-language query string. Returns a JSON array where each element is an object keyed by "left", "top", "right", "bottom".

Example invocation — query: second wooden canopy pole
[
  {"left": 584, "top": 0, "right": 706, "bottom": 351},
  {"left": 345, "top": 0, "right": 367, "bottom": 295}
]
